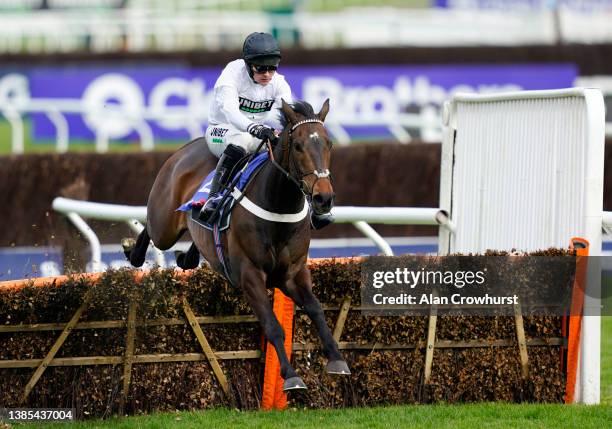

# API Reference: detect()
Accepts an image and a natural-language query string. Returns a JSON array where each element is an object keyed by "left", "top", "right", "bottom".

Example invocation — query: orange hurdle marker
[{"left": 564, "top": 237, "right": 590, "bottom": 404}]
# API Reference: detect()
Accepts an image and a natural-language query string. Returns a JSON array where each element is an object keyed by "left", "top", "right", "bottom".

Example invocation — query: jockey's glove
[{"left": 248, "top": 124, "right": 277, "bottom": 144}]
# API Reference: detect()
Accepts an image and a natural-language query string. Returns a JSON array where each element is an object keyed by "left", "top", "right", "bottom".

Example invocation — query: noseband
[{"left": 268, "top": 118, "right": 332, "bottom": 198}]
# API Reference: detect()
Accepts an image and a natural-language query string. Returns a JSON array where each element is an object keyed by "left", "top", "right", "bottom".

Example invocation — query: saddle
[{"left": 177, "top": 152, "right": 269, "bottom": 231}]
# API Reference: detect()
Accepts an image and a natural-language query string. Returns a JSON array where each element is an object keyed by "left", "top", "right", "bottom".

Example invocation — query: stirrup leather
[{"left": 198, "top": 145, "right": 246, "bottom": 224}]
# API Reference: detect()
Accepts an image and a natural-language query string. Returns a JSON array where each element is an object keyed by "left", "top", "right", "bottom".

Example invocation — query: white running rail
[{"left": 52, "top": 196, "right": 454, "bottom": 267}]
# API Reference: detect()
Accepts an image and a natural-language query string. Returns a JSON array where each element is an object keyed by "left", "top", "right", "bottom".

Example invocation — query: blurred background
[{"left": 2, "top": 0, "right": 612, "bottom": 279}]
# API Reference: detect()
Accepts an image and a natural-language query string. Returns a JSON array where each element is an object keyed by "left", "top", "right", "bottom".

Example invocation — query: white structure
[
  {"left": 439, "top": 88, "right": 605, "bottom": 404},
  {"left": 51, "top": 197, "right": 452, "bottom": 264}
]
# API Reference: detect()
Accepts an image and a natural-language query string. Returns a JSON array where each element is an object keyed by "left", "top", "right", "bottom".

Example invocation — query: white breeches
[{"left": 205, "top": 123, "right": 263, "bottom": 158}]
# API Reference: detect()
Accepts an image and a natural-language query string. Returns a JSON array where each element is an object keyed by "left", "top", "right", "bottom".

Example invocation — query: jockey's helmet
[{"left": 242, "top": 32, "right": 281, "bottom": 67}]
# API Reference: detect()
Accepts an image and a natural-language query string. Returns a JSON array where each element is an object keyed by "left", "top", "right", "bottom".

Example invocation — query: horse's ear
[
  {"left": 281, "top": 99, "right": 298, "bottom": 124},
  {"left": 317, "top": 98, "right": 330, "bottom": 122}
]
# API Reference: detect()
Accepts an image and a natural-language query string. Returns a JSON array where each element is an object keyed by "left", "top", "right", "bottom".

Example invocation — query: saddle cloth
[{"left": 176, "top": 152, "right": 269, "bottom": 231}]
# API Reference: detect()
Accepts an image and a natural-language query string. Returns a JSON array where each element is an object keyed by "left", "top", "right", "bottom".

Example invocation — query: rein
[{"left": 267, "top": 118, "right": 331, "bottom": 199}]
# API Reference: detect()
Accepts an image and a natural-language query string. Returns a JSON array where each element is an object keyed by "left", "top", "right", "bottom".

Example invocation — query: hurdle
[{"left": 439, "top": 88, "right": 606, "bottom": 404}]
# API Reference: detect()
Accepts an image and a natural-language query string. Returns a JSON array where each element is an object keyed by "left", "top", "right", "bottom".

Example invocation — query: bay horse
[{"left": 123, "top": 99, "right": 350, "bottom": 390}]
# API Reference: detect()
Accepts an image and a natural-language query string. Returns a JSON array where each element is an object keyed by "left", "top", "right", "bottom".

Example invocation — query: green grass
[
  {"left": 0, "top": 119, "right": 184, "bottom": 155},
  {"left": 603, "top": 316, "right": 612, "bottom": 404},
  {"left": 11, "top": 403, "right": 612, "bottom": 429},
  {"left": 302, "top": 0, "right": 430, "bottom": 12},
  {"left": 155, "top": 0, "right": 431, "bottom": 12},
  {"left": 10, "top": 317, "right": 612, "bottom": 428}
]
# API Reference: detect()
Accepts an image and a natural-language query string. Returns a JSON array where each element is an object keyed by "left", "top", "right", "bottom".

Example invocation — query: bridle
[{"left": 267, "top": 118, "right": 332, "bottom": 199}]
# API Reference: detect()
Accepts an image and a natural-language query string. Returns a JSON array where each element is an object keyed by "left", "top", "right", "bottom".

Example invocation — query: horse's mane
[{"left": 279, "top": 100, "right": 317, "bottom": 129}]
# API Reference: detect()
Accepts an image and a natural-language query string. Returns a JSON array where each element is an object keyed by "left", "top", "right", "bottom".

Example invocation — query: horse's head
[{"left": 279, "top": 99, "right": 334, "bottom": 215}]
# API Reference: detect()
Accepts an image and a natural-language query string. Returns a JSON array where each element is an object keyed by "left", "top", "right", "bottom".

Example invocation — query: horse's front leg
[
  {"left": 239, "top": 263, "right": 307, "bottom": 391},
  {"left": 281, "top": 266, "right": 351, "bottom": 375}
]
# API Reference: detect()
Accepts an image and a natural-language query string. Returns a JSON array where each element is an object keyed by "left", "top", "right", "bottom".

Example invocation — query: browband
[{"left": 290, "top": 118, "right": 324, "bottom": 133}]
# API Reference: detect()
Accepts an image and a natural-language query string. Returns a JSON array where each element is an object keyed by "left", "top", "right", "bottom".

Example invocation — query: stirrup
[{"left": 311, "top": 212, "right": 334, "bottom": 230}]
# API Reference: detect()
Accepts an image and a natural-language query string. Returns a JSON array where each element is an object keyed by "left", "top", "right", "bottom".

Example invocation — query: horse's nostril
[{"left": 313, "top": 193, "right": 335, "bottom": 212}]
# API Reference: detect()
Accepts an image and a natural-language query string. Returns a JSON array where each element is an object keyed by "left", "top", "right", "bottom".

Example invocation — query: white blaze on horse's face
[{"left": 296, "top": 125, "right": 334, "bottom": 214}]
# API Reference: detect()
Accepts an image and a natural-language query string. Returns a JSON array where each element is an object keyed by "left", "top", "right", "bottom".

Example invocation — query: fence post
[
  {"left": 119, "top": 299, "right": 138, "bottom": 414},
  {"left": 564, "top": 237, "right": 590, "bottom": 403},
  {"left": 332, "top": 296, "right": 351, "bottom": 342},
  {"left": 423, "top": 297, "right": 438, "bottom": 385},
  {"left": 513, "top": 300, "right": 529, "bottom": 380}
]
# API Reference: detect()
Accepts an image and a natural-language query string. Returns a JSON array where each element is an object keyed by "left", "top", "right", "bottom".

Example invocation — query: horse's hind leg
[
  {"left": 175, "top": 242, "right": 200, "bottom": 270},
  {"left": 281, "top": 267, "right": 350, "bottom": 375},
  {"left": 122, "top": 228, "right": 150, "bottom": 267}
]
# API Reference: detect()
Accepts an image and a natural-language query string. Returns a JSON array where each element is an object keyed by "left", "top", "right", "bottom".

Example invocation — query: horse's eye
[
  {"left": 294, "top": 141, "right": 304, "bottom": 152},
  {"left": 327, "top": 140, "right": 334, "bottom": 149}
]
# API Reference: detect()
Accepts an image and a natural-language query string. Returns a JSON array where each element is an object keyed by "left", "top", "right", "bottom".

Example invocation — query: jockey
[{"left": 199, "top": 32, "right": 334, "bottom": 230}]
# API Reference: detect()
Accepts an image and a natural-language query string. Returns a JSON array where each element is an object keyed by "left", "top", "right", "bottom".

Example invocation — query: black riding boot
[
  {"left": 311, "top": 212, "right": 335, "bottom": 230},
  {"left": 198, "top": 144, "right": 246, "bottom": 223}
]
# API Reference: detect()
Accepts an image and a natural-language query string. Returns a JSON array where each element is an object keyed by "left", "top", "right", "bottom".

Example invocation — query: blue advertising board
[
  {"left": 3, "top": 238, "right": 612, "bottom": 281},
  {"left": 0, "top": 247, "right": 63, "bottom": 281},
  {"left": 5, "top": 63, "right": 577, "bottom": 142},
  {"left": 0, "top": 241, "right": 438, "bottom": 280}
]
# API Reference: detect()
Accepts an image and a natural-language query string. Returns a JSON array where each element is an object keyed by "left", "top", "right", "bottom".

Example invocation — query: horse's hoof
[
  {"left": 283, "top": 376, "right": 307, "bottom": 391},
  {"left": 326, "top": 360, "right": 351, "bottom": 375},
  {"left": 174, "top": 250, "right": 186, "bottom": 268},
  {"left": 121, "top": 237, "right": 136, "bottom": 252}
]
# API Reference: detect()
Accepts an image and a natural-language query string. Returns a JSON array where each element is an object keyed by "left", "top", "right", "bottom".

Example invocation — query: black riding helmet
[{"left": 243, "top": 32, "right": 281, "bottom": 80}]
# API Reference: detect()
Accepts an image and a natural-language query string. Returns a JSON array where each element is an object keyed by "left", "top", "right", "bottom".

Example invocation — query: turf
[{"left": 11, "top": 403, "right": 612, "bottom": 429}]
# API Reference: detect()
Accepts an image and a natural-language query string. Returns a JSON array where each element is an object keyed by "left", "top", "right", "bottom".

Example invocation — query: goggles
[{"left": 252, "top": 64, "right": 278, "bottom": 74}]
